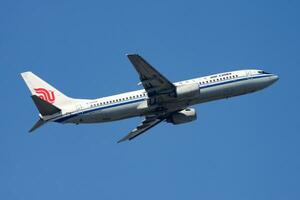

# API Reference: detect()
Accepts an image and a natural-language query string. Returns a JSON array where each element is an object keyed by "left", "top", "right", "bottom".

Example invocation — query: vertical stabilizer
[{"left": 21, "top": 71, "right": 74, "bottom": 108}]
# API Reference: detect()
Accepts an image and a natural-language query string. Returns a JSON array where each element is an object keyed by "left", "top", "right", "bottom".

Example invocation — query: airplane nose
[{"left": 269, "top": 74, "right": 279, "bottom": 84}]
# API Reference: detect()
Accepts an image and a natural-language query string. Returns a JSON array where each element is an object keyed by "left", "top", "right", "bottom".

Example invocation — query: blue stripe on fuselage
[
  {"left": 53, "top": 74, "right": 272, "bottom": 123},
  {"left": 54, "top": 98, "right": 145, "bottom": 123},
  {"left": 200, "top": 74, "right": 272, "bottom": 89}
]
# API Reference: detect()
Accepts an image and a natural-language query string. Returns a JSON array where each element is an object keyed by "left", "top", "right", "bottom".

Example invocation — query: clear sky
[{"left": 1, "top": 0, "right": 299, "bottom": 199}]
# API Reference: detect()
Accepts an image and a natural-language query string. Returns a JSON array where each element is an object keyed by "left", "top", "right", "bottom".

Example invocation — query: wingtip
[
  {"left": 117, "top": 138, "right": 127, "bottom": 143},
  {"left": 126, "top": 53, "right": 139, "bottom": 57}
]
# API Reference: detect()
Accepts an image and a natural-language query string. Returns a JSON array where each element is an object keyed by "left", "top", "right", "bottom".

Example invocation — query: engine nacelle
[
  {"left": 167, "top": 108, "right": 197, "bottom": 125},
  {"left": 176, "top": 83, "right": 200, "bottom": 99}
]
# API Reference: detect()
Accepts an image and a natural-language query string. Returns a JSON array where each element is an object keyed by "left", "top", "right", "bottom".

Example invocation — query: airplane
[{"left": 21, "top": 54, "right": 279, "bottom": 143}]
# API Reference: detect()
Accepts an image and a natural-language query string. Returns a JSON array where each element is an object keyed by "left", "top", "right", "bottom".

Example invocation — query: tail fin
[
  {"left": 31, "top": 95, "right": 61, "bottom": 116},
  {"left": 27, "top": 96, "right": 61, "bottom": 132},
  {"left": 21, "top": 71, "right": 73, "bottom": 108}
]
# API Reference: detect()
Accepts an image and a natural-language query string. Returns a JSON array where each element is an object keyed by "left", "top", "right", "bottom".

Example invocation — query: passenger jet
[{"left": 21, "top": 54, "right": 279, "bottom": 142}]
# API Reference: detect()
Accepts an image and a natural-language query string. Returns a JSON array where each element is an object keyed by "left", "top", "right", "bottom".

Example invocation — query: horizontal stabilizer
[
  {"left": 31, "top": 95, "right": 61, "bottom": 116},
  {"left": 29, "top": 118, "right": 46, "bottom": 133}
]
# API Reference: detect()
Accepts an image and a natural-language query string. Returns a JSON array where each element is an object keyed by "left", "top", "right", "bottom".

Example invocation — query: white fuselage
[{"left": 49, "top": 69, "right": 278, "bottom": 124}]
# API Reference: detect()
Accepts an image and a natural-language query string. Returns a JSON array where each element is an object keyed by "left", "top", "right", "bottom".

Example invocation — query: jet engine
[
  {"left": 176, "top": 83, "right": 200, "bottom": 99},
  {"left": 167, "top": 108, "right": 197, "bottom": 125}
]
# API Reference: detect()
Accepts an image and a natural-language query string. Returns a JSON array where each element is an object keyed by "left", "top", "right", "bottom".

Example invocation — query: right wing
[
  {"left": 127, "top": 54, "right": 176, "bottom": 104},
  {"left": 117, "top": 117, "right": 163, "bottom": 143}
]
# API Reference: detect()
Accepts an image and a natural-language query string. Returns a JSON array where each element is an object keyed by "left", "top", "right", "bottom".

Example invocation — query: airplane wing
[
  {"left": 127, "top": 54, "right": 176, "bottom": 102},
  {"left": 117, "top": 117, "right": 163, "bottom": 143}
]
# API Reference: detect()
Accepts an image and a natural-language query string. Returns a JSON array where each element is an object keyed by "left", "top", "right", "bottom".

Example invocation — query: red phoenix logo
[{"left": 34, "top": 88, "right": 55, "bottom": 104}]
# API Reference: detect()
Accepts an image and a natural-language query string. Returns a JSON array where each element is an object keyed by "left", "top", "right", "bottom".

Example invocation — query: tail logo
[{"left": 34, "top": 88, "right": 55, "bottom": 104}]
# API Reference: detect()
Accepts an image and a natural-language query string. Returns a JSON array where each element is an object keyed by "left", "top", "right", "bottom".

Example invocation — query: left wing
[{"left": 117, "top": 117, "right": 163, "bottom": 143}]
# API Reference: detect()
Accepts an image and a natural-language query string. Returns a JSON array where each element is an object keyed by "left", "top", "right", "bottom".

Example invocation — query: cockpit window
[{"left": 258, "top": 70, "right": 270, "bottom": 74}]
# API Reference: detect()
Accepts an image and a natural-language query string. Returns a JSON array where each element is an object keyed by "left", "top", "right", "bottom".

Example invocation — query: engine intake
[
  {"left": 176, "top": 83, "right": 200, "bottom": 99},
  {"left": 167, "top": 108, "right": 197, "bottom": 125}
]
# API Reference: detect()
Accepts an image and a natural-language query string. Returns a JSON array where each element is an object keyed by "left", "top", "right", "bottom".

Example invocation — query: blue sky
[{"left": 1, "top": 0, "right": 300, "bottom": 199}]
